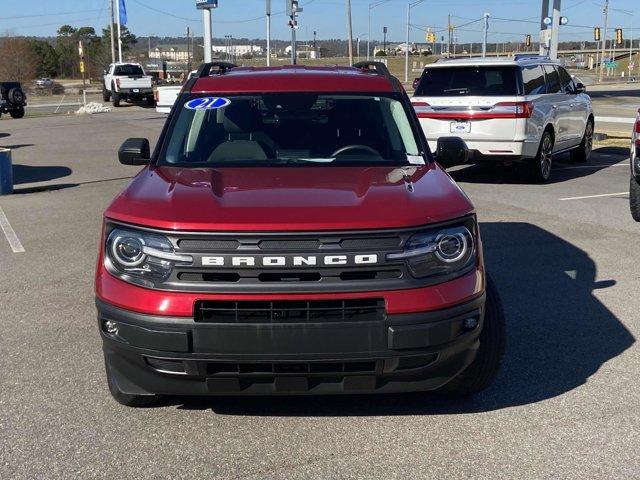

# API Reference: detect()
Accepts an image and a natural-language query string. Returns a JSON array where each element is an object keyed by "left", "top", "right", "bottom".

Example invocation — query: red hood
[{"left": 104, "top": 164, "right": 474, "bottom": 231}]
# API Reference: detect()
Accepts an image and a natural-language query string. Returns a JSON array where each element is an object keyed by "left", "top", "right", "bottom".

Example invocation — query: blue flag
[{"left": 119, "top": 0, "right": 128, "bottom": 25}]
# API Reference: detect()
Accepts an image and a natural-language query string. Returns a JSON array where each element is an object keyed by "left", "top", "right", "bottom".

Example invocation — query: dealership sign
[{"left": 196, "top": 0, "right": 218, "bottom": 9}]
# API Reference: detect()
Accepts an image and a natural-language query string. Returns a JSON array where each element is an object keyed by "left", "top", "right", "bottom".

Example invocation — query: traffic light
[
  {"left": 286, "top": 0, "right": 301, "bottom": 16},
  {"left": 594, "top": 27, "right": 601, "bottom": 42},
  {"left": 525, "top": 34, "right": 531, "bottom": 47},
  {"left": 616, "top": 28, "right": 623, "bottom": 45},
  {"left": 426, "top": 28, "right": 436, "bottom": 43}
]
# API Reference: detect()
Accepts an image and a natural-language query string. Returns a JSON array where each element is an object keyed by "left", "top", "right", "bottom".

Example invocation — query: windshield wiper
[{"left": 275, "top": 158, "right": 336, "bottom": 164}]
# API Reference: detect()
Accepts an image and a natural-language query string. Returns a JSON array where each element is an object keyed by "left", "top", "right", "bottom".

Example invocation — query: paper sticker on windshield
[
  {"left": 407, "top": 155, "right": 425, "bottom": 165},
  {"left": 184, "top": 97, "right": 231, "bottom": 110}
]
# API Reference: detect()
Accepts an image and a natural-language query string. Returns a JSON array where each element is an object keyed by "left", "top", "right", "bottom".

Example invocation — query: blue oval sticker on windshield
[{"left": 184, "top": 97, "right": 231, "bottom": 110}]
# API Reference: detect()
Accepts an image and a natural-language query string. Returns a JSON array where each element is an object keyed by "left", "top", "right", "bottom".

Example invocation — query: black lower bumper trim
[{"left": 97, "top": 293, "right": 485, "bottom": 396}]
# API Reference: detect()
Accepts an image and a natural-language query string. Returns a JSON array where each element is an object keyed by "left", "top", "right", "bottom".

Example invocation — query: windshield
[
  {"left": 158, "top": 93, "right": 425, "bottom": 167},
  {"left": 114, "top": 64, "right": 144, "bottom": 76},
  {"left": 415, "top": 66, "right": 519, "bottom": 97}
]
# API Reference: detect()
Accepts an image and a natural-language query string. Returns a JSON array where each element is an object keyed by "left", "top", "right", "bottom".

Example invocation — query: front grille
[{"left": 194, "top": 299, "right": 385, "bottom": 323}]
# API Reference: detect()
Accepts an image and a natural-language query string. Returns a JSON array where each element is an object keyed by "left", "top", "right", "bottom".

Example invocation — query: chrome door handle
[{"left": 552, "top": 105, "right": 558, "bottom": 109}]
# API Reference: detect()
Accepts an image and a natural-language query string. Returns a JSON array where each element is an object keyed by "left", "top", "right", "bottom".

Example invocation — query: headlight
[
  {"left": 387, "top": 224, "right": 475, "bottom": 279},
  {"left": 105, "top": 227, "right": 192, "bottom": 287}
]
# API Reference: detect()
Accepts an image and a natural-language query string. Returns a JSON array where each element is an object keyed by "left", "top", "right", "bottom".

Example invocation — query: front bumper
[{"left": 98, "top": 293, "right": 485, "bottom": 396}]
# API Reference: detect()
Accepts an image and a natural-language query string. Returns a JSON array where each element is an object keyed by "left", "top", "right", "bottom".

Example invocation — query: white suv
[{"left": 411, "top": 56, "right": 594, "bottom": 182}]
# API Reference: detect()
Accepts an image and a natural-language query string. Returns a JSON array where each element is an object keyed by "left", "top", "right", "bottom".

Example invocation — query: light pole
[
  {"left": 368, "top": 1, "right": 390, "bottom": 61},
  {"left": 266, "top": 0, "right": 271, "bottom": 66},
  {"left": 599, "top": 0, "right": 609, "bottom": 82},
  {"left": 405, "top": 0, "right": 428, "bottom": 83}
]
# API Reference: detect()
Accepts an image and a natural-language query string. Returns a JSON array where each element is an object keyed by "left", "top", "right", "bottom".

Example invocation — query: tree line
[{"left": 0, "top": 24, "right": 137, "bottom": 83}]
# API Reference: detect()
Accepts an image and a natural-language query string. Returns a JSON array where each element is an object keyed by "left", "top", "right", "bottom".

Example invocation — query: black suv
[{"left": 0, "top": 82, "right": 26, "bottom": 119}]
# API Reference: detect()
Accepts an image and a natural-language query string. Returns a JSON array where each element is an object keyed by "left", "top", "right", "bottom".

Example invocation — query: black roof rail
[
  {"left": 196, "top": 61, "right": 238, "bottom": 77},
  {"left": 352, "top": 61, "right": 392, "bottom": 79}
]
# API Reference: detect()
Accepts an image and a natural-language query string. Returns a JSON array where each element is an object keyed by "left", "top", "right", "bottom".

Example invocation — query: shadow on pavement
[
  {"left": 157, "top": 222, "right": 634, "bottom": 415},
  {"left": 588, "top": 88, "right": 640, "bottom": 99},
  {"left": 12, "top": 163, "right": 72, "bottom": 185},
  {"left": 11, "top": 175, "right": 134, "bottom": 193},
  {"left": 449, "top": 146, "right": 629, "bottom": 185}
]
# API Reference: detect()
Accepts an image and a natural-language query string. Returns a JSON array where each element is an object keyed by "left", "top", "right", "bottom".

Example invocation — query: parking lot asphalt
[{"left": 0, "top": 111, "right": 638, "bottom": 479}]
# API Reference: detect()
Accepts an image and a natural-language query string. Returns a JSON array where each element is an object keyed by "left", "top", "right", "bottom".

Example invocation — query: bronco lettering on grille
[{"left": 200, "top": 254, "right": 379, "bottom": 267}]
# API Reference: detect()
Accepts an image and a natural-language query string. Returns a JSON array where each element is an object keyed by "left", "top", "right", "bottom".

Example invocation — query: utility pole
[
  {"left": 447, "top": 14, "right": 451, "bottom": 58},
  {"left": 109, "top": 0, "right": 116, "bottom": 64},
  {"left": 266, "top": 0, "right": 271, "bottom": 66},
  {"left": 599, "top": 0, "right": 609, "bottom": 82},
  {"left": 346, "top": 0, "right": 354, "bottom": 65},
  {"left": 186, "top": 27, "right": 191, "bottom": 73},
  {"left": 549, "top": 0, "right": 561, "bottom": 60},
  {"left": 482, "top": 12, "right": 489, "bottom": 58}
]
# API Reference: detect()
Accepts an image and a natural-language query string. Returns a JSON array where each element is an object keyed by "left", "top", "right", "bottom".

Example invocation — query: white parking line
[
  {"left": 559, "top": 192, "right": 628, "bottom": 201},
  {"left": 557, "top": 163, "right": 629, "bottom": 170},
  {"left": 595, "top": 116, "right": 635, "bottom": 124},
  {"left": 0, "top": 205, "right": 25, "bottom": 253}
]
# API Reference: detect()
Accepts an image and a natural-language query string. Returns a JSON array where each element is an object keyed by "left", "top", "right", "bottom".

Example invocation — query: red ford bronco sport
[{"left": 96, "top": 62, "right": 506, "bottom": 406}]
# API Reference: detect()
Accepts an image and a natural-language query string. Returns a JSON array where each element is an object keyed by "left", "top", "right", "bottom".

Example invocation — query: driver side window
[{"left": 557, "top": 67, "right": 575, "bottom": 94}]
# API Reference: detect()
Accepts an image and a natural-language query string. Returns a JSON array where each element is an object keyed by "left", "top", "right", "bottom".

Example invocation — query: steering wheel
[{"left": 331, "top": 144, "right": 382, "bottom": 158}]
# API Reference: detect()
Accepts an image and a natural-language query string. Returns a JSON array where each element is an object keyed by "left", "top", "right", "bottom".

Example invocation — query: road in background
[{"left": 0, "top": 112, "right": 637, "bottom": 478}]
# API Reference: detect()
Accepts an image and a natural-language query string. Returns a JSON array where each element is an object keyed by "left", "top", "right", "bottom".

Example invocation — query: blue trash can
[{"left": 0, "top": 148, "right": 13, "bottom": 195}]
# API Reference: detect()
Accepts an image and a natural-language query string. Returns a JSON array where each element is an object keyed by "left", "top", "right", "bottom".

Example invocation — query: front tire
[
  {"left": 9, "top": 107, "right": 24, "bottom": 119},
  {"left": 436, "top": 275, "right": 506, "bottom": 396},
  {"left": 105, "top": 357, "right": 157, "bottom": 407},
  {"left": 630, "top": 175, "right": 640, "bottom": 222},
  {"left": 527, "top": 130, "right": 554, "bottom": 183},
  {"left": 570, "top": 119, "right": 593, "bottom": 163}
]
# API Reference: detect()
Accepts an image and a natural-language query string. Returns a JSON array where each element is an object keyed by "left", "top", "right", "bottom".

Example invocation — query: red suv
[{"left": 96, "top": 62, "right": 506, "bottom": 406}]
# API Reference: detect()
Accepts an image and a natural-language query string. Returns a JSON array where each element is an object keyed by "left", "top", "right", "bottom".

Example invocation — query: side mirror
[
  {"left": 574, "top": 82, "right": 586, "bottom": 94},
  {"left": 118, "top": 138, "right": 150, "bottom": 165},
  {"left": 412, "top": 78, "right": 420, "bottom": 90},
  {"left": 435, "top": 136, "right": 469, "bottom": 168}
]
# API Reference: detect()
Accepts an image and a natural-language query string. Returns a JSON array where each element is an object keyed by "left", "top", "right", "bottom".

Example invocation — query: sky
[{"left": 4, "top": 0, "right": 639, "bottom": 45}]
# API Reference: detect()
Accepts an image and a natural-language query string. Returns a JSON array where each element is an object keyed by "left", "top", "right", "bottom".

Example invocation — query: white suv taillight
[
  {"left": 115, "top": 78, "right": 121, "bottom": 89},
  {"left": 493, "top": 102, "right": 533, "bottom": 119},
  {"left": 411, "top": 101, "right": 533, "bottom": 119}
]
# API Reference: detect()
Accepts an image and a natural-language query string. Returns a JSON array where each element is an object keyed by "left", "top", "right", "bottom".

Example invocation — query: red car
[{"left": 96, "top": 62, "right": 506, "bottom": 406}]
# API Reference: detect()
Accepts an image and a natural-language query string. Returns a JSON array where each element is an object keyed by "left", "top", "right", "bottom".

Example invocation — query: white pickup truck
[
  {"left": 154, "top": 70, "right": 198, "bottom": 114},
  {"left": 103, "top": 63, "right": 154, "bottom": 107}
]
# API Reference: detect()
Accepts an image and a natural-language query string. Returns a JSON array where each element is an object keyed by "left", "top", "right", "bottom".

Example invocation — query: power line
[{"left": 0, "top": 9, "right": 104, "bottom": 21}]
